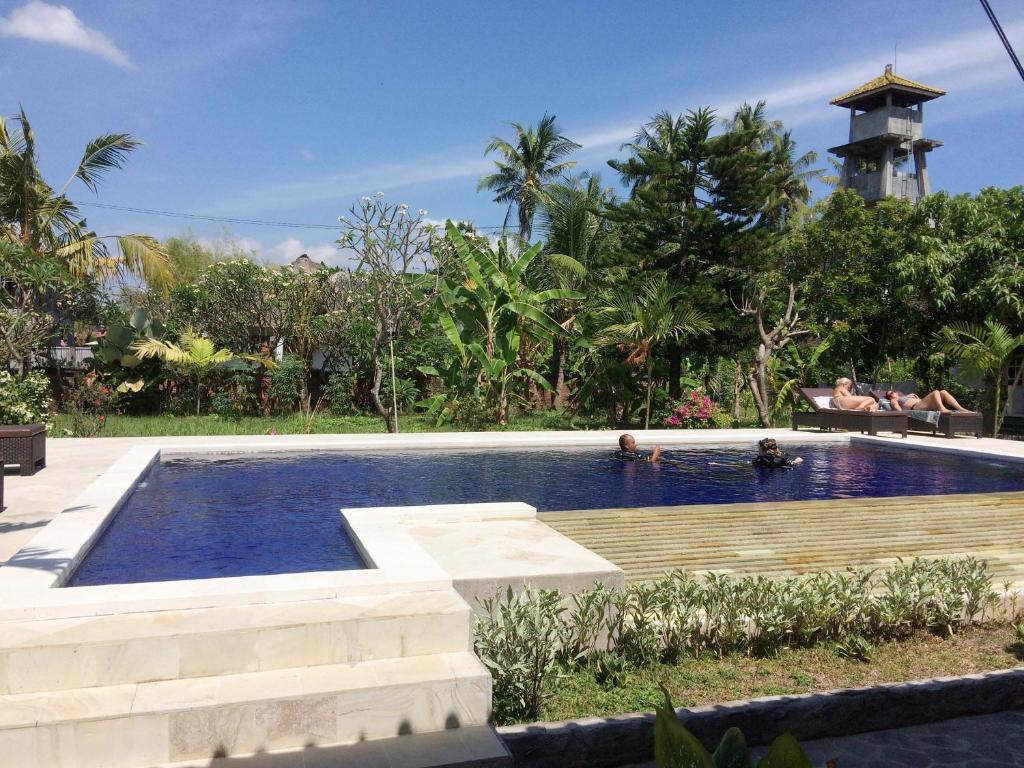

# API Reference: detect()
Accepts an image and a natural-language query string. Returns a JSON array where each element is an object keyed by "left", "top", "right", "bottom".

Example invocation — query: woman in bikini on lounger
[
  {"left": 832, "top": 377, "right": 879, "bottom": 411},
  {"left": 882, "top": 389, "right": 972, "bottom": 414}
]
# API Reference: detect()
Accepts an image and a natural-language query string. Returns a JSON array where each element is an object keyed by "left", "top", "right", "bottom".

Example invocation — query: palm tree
[
  {"left": 726, "top": 101, "right": 819, "bottom": 229},
  {"left": 935, "top": 319, "right": 1024, "bottom": 435},
  {"left": 0, "top": 109, "right": 172, "bottom": 289},
  {"left": 592, "top": 274, "right": 713, "bottom": 429},
  {"left": 132, "top": 331, "right": 274, "bottom": 416},
  {"left": 534, "top": 174, "right": 613, "bottom": 405},
  {"left": 478, "top": 113, "right": 580, "bottom": 241}
]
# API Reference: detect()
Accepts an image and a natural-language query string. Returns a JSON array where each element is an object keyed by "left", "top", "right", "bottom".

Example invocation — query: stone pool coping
[
  {"left": 2, "top": 428, "right": 1020, "bottom": 622},
  {"left": 498, "top": 667, "right": 1024, "bottom": 768}
]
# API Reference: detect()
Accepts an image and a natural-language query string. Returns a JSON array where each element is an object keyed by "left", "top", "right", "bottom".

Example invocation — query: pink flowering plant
[{"left": 663, "top": 388, "right": 718, "bottom": 429}]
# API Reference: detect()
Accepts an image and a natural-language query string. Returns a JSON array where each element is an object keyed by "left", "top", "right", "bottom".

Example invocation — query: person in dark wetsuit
[
  {"left": 614, "top": 434, "right": 661, "bottom": 463},
  {"left": 752, "top": 438, "right": 802, "bottom": 468}
]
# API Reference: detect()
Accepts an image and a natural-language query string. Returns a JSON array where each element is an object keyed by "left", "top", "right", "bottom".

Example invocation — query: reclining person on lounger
[
  {"left": 832, "top": 377, "right": 879, "bottom": 411},
  {"left": 882, "top": 388, "right": 972, "bottom": 414}
]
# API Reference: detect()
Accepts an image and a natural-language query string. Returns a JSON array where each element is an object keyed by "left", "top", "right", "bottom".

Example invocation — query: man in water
[
  {"left": 752, "top": 437, "right": 802, "bottom": 468},
  {"left": 615, "top": 434, "right": 661, "bottom": 463}
]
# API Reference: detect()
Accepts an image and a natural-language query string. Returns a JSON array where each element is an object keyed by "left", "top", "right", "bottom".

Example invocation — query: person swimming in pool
[
  {"left": 752, "top": 437, "right": 803, "bottom": 468},
  {"left": 615, "top": 434, "right": 661, "bottom": 463}
]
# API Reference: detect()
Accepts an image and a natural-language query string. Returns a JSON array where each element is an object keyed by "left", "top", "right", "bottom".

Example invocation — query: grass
[
  {"left": 50, "top": 411, "right": 605, "bottom": 438},
  {"left": 539, "top": 624, "right": 1023, "bottom": 722}
]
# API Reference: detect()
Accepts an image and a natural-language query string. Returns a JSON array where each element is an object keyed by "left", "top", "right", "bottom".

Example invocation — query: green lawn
[
  {"left": 51, "top": 411, "right": 607, "bottom": 438},
  {"left": 540, "top": 624, "right": 1023, "bottom": 723}
]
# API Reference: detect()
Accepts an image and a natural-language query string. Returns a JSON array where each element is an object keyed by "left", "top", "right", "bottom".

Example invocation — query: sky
[{"left": 1, "top": 0, "right": 1023, "bottom": 267}]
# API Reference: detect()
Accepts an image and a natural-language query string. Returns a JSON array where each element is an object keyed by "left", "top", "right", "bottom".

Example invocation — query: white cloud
[
  {"left": 269, "top": 237, "right": 338, "bottom": 265},
  {"left": 300, "top": 148, "right": 315, "bottom": 161},
  {"left": 0, "top": 1, "right": 134, "bottom": 68}
]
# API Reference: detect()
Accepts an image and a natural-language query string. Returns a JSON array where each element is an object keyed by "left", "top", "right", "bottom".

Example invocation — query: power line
[
  {"left": 73, "top": 200, "right": 510, "bottom": 231},
  {"left": 979, "top": 0, "right": 1024, "bottom": 84}
]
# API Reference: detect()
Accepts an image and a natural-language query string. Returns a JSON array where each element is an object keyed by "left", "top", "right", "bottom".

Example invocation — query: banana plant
[
  {"left": 431, "top": 222, "right": 583, "bottom": 423},
  {"left": 771, "top": 335, "right": 834, "bottom": 415},
  {"left": 132, "top": 330, "right": 275, "bottom": 416}
]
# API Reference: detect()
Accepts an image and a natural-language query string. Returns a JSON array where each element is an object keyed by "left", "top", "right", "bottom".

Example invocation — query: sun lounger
[
  {"left": 0, "top": 423, "right": 46, "bottom": 476},
  {"left": 791, "top": 387, "right": 908, "bottom": 437}
]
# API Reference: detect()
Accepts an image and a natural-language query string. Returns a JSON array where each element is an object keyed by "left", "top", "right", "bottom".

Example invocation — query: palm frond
[{"left": 65, "top": 133, "right": 142, "bottom": 194}]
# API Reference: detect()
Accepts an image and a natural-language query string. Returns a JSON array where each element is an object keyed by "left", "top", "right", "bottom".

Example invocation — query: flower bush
[
  {"left": 663, "top": 388, "right": 718, "bottom": 428},
  {"left": 0, "top": 370, "right": 52, "bottom": 426},
  {"left": 61, "top": 372, "right": 119, "bottom": 437}
]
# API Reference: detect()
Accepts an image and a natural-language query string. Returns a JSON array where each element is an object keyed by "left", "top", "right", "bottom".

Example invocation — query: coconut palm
[
  {"left": 478, "top": 113, "right": 580, "bottom": 241},
  {"left": 726, "top": 101, "right": 819, "bottom": 229},
  {"left": 534, "top": 173, "right": 613, "bottom": 405},
  {"left": 0, "top": 109, "right": 172, "bottom": 289},
  {"left": 132, "top": 331, "right": 275, "bottom": 416},
  {"left": 935, "top": 319, "right": 1024, "bottom": 434},
  {"left": 592, "top": 274, "right": 713, "bottom": 429}
]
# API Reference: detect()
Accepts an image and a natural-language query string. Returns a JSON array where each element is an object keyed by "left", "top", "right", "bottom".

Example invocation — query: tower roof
[{"left": 830, "top": 65, "right": 945, "bottom": 109}]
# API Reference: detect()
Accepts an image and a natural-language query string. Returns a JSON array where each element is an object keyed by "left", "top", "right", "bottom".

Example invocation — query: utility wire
[
  {"left": 979, "top": 0, "right": 1024, "bottom": 83},
  {"left": 73, "top": 200, "right": 510, "bottom": 231}
]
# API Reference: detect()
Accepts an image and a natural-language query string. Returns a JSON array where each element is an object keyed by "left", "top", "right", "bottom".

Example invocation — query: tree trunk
[
  {"left": 644, "top": 359, "right": 654, "bottom": 430},
  {"left": 667, "top": 345, "right": 682, "bottom": 400},
  {"left": 747, "top": 347, "right": 773, "bottom": 428},
  {"left": 732, "top": 358, "right": 743, "bottom": 427},
  {"left": 368, "top": 333, "right": 395, "bottom": 436},
  {"left": 548, "top": 337, "right": 565, "bottom": 409}
]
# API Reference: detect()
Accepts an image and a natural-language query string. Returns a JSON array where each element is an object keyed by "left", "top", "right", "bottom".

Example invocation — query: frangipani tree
[
  {"left": 935, "top": 319, "right": 1024, "bottom": 435},
  {"left": 593, "top": 274, "right": 713, "bottom": 429},
  {"left": 132, "top": 332, "right": 275, "bottom": 416},
  {"left": 0, "top": 109, "right": 172, "bottom": 291}
]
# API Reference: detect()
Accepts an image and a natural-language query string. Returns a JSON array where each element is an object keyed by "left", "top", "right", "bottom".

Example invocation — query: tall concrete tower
[{"left": 829, "top": 65, "right": 945, "bottom": 203}]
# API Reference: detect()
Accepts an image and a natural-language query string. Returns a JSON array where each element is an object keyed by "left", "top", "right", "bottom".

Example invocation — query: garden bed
[{"left": 539, "top": 623, "right": 1022, "bottom": 722}]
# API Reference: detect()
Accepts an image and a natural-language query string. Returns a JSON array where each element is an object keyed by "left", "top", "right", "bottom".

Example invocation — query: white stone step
[
  {"left": 0, "top": 588, "right": 472, "bottom": 693},
  {"left": 0, "top": 651, "right": 491, "bottom": 768}
]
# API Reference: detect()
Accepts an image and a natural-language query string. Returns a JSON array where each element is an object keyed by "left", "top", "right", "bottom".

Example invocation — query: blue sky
[{"left": 2, "top": 0, "right": 1023, "bottom": 266}]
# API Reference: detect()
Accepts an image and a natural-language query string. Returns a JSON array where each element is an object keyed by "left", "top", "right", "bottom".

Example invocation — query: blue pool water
[{"left": 67, "top": 443, "right": 1024, "bottom": 586}]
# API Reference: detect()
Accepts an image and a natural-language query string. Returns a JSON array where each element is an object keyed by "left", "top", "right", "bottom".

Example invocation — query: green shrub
[
  {"left": 324, "top": 372, "right": 357, "bottom": 415},
  {"left": 210, "top": 370, "right": 258, "bottom": 422},
  {"left": 474, "top": 586, "right": 564, "bottom": 724},
  {"left": 268, "top": 356, "right": 306, "bottom": 413},
  {"left": 379, "top": 376, "right": 420, "bottom": 414},
  {"left": 0, "top": 370, "right": 52, "bottom": 426},
  {"left": 477, "top": 558, "right": 999, "bottom": 725}
]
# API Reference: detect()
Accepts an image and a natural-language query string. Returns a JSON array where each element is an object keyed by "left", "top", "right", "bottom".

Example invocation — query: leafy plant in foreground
[{"left": 655, "top": 687, "right": 820, "bottom": 767}]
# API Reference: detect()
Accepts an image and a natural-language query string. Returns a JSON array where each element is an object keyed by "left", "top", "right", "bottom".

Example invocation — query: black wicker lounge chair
[
  {"left": 0, "top": 423, "right": 46, "bottom": 476},
  {"left": 791, "top": 387, "right": 908, "bottom": 437}
]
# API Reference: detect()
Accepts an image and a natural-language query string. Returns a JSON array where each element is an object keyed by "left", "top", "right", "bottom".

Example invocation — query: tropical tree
[
  {"left": 338, "top": 194, "right": 443, "bottom": 432},
  {"left": 431, "top": 222, "right": 582, "bottom": 423},
  {"left": 478, "top": 113, "right": 580, "bottom": 241},
  {"left": 534, "top": 173, "right": 612, "bottom": 405},
  {"left": 592, "top": 274, "right": 713, "bottom": 429},
  {"left": 935, "top": 319, "right": 1024, "bottom": 434},
  {"left": 726, "top": 101, "right": 820, "bottom": 230},
  {"left": 132, "top": 331, "right": 275, "bottom": 416},
  {"left": 0, "top": 109, "right": 172, "bottom": 291}
]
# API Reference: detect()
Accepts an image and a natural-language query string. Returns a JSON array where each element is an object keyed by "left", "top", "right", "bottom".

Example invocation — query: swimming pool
[{"left": 66, "top": 442, "right": 1024, "bottom": 586}]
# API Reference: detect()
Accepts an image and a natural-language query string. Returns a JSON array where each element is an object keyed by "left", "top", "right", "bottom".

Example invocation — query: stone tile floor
[{"left": 631, "top": 710, "right": 1024, "bottom": 767}]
